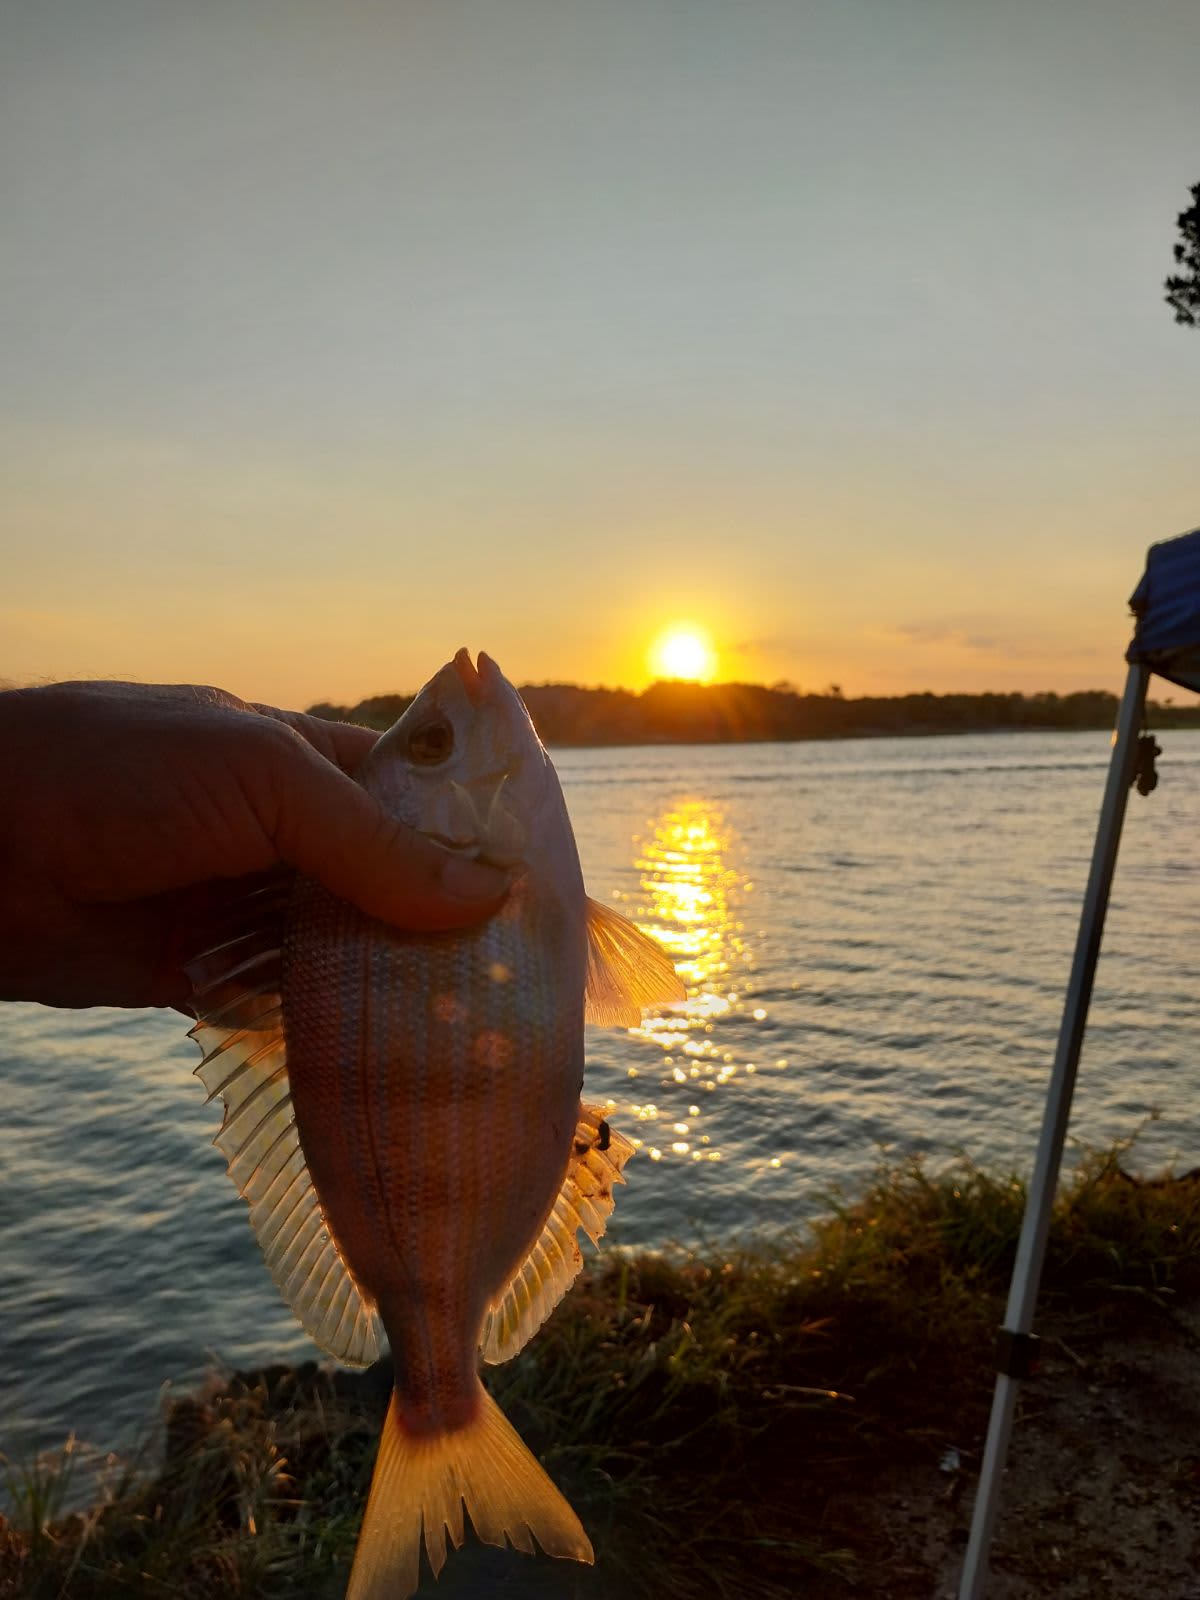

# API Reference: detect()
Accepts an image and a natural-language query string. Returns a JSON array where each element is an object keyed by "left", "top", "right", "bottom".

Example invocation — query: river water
[{"left": 3, "top": 730, "right": 1199, "bottom": 1477}]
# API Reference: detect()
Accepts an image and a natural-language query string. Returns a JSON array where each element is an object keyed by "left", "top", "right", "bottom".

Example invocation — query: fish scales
[
  {"left": 187, "top": 648, "right": 686, "bottom": 1599},
  {"left": 284, "top": 874, "right": 583, "bottom": 1434}
]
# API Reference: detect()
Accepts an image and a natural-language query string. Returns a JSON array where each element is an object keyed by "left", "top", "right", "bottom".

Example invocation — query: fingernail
[{"left": 440, "top": 854, "right": 511, "bottom": 902}]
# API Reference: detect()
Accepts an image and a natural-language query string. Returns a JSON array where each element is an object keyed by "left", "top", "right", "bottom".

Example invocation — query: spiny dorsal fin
[
  {"left": 584, "top": 896, "right": 686, "bottom": 1028},
  {"left": 186, "top": 931, "right": 381, "bottom": 1369},
  {"left": 480, "top": 1103, "right": 635, "bottom": 1365}
]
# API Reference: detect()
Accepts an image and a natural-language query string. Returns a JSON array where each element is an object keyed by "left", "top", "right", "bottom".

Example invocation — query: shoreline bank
[{"left": 4, "top": 1149, "right": 1200, "bottom": 1598}]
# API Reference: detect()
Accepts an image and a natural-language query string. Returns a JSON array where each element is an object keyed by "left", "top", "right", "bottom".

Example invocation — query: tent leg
[{"left": 957, "top": 661, "right": 1150, "bottom": 1600}]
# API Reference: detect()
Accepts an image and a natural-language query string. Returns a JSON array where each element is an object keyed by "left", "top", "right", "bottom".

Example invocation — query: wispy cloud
[
  {"left": 885, "top": 618, "right": 1101, "bottom": 662},
  {"left": 891, "top": 621, "right": 1003, "bottom": 652}
]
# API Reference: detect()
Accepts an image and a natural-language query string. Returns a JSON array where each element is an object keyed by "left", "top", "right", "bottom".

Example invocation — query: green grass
[{"left": 6, "top": 1143, "right": 1200, "bottom": 1599}]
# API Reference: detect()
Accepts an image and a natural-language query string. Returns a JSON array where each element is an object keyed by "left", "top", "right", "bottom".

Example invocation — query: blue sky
[{"left": 3, "top": 0, "right": 1198, "bottom": 703}]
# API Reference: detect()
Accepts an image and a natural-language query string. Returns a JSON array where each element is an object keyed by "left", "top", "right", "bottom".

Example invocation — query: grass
[{"left": 5, "top": 1142, "right": 1200, "bottom": 1599}]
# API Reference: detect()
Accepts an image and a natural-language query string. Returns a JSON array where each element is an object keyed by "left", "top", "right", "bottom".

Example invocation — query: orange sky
[{"left": 3, "top": 3, "right": 1198, "bottom": 709}]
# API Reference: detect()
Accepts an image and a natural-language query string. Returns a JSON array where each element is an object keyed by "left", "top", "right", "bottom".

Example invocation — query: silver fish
[{"left": 187, "top": 649, "right": 684, "bottom": 1597}]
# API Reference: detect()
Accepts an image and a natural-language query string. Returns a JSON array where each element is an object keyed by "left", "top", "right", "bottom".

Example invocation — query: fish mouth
[{"left": 425, "top": 830, "right": 479, "bottom": 855}]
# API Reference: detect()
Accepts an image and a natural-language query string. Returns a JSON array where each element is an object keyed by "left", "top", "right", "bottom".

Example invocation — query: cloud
[
  {"left": 728, "top": 635, "right": 830, "bottom": 660},
  {"left": 891, "top": 621, "right": 1003, "bottom": 652},
  {"left": 884, "top": 619, "right": 1101, "bottom": 661}
]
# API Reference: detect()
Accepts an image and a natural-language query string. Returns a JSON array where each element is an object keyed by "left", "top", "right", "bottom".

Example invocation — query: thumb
[{"left": 262, "top": 727, "right": 511, "bottom": 930}]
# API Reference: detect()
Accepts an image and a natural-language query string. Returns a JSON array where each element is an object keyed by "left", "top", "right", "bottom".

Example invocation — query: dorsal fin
[
  {"left": 186, "top": 922, "right": 382, "bottom": 1369},
  {"left": 480, "top": 1104, "right": 635, "bottom": 1365},
  {"left": 583, "top": 897, "right": 686, "bottom": 1028}
]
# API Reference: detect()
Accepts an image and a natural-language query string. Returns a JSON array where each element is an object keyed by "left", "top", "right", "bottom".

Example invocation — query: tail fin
[{"left": 347, "top": 1384, "right": 594, "bottom": 1600}]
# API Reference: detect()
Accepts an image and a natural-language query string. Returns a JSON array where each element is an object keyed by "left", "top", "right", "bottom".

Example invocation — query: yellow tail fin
[{"left": 346, "top": 1384, "right": 594, "bottom": 1600}]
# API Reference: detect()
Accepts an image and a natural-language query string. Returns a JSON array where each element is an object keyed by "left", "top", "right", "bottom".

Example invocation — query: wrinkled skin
[{"left": 0, "top": 681, "right": 509, "bottom": 1010}]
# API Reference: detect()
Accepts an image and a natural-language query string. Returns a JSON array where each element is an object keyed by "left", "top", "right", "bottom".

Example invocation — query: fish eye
[{"left": 408, "top": 717, "right": 454, "bottom": 766}]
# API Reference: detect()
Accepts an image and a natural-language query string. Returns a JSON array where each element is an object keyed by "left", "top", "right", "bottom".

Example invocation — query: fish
[{"left": 184, "top": 648, "right": 685, "bottom": 1599}]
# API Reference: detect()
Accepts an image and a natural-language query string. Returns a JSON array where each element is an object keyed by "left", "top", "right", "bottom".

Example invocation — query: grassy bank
[{"left": 5, "top": 1144, "right": 1200, "bottom": 1599}]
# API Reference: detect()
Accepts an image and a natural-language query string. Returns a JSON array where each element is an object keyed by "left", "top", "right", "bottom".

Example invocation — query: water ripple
[{"left": 4, "top": 729, "right": 1200, "bottom": 1474}]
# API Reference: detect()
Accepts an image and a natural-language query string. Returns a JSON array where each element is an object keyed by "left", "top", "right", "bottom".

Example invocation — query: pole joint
[{"left": 993, "top": 1327, "right": 1041, "bottom": 1380}]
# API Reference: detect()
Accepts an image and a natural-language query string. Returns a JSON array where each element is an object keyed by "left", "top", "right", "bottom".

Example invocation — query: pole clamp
[
  {"left": 1132, "top": 732, "right": 1161, "bottom": 796},
  {"left": 994, "top": 1327, "right": 1041, "bottom": 1379}
]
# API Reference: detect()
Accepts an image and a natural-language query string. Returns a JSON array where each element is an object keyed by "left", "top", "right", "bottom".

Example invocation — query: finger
[
  {"left": 264, "top": 733, "right": 510, "bottom": 930},
  {"left": 250, "top": 703, "right": 380, "bottom": 773}
]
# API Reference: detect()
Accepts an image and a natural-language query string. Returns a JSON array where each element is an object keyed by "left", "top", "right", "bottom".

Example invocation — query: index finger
[{"left": 251, "top": 703, "right": 380, "bottom": 774}]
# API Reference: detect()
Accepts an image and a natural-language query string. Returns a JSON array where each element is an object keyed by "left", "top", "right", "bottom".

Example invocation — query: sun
[{"left": 649, "top": 624, "right": 718, "bottom": 683}]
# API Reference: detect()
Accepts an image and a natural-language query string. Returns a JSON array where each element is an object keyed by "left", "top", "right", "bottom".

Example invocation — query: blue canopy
[{"left": 1127, "top": 527, "right": 1200, "bottom": 694}]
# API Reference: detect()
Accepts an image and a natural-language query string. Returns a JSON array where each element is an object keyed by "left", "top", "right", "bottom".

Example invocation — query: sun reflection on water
[
  {"left": 606, "top": 798, "right": 780, "bottom": 1170},
  {"left": 635, "top": 801, "right": 744, "bottom": 1033}
]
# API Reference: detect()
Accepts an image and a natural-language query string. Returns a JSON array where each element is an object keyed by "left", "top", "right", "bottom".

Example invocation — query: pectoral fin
[
  {"left": 583, "top": 896, "right": 686, "bottom": 1027},
  {"left": 480, "top": 1104, "right": 635, "bottom": 1365},
  {"left": 186, "top": 922, "right": 381, "bottom": 1369}
]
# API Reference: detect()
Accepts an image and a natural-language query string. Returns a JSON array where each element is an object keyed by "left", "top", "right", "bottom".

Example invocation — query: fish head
[{"left": 358, "top": 648, "right": 558, "bottom": 871}]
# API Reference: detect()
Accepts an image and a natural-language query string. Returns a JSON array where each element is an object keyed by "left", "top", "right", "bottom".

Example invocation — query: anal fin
[{"left": 480, "top": 1104, "right": 634, "bottom": 1365}]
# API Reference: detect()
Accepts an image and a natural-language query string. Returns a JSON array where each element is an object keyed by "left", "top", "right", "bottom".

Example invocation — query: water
[{"left": 3, "top": 730, "right": 1200, "bottom": 1480}]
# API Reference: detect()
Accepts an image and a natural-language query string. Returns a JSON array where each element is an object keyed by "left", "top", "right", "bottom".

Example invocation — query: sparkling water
[{"left": 3, "top": 730, "right": 1198, "bottom": 1474}]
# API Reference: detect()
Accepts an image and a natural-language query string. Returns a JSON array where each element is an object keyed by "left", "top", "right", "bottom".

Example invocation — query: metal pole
[{"left": 957, "top": 660, "right": 1150, "bottom": 1600}]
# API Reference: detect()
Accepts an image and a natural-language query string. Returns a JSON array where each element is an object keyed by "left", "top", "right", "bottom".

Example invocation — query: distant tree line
[{"left": 307, "top": 680, "right": 1200, "bottom": 746}]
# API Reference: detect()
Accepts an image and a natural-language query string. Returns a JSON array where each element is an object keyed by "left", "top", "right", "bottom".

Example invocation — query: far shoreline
[
  {"left": 538, "top": 720, "right": 1200, "bottom": 750},
  {"left": 309, "top": 680, "right": 1200, "bottom": 747}
]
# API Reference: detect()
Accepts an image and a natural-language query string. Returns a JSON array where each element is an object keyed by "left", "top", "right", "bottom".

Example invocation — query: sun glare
[{"left": 649, "top": 624, "right": 718, "bottom": 683}]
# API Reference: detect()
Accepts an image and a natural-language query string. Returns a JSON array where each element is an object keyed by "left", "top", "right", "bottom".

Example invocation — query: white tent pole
[{"left": 958, "top": 659, "right": 1151, "bottom": 1600}]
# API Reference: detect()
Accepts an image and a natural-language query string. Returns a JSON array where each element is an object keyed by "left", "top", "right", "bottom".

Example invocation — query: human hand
[{"left": 0, "top": 681, "right": 510, "bottom": 1010}]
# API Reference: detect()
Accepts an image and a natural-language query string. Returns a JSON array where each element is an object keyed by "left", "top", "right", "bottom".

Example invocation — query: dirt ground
[
  {"left": 7, "top": 1265, "right": 1200, "bottom": 1599},
  {"left": 812, "top": 1299, "right": 1200, "bottom": 1599}
]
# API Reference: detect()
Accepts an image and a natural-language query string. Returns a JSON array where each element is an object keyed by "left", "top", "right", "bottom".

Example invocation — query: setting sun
[{"left": 649, "top": 624, "right": 718, "bottom": 683}]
